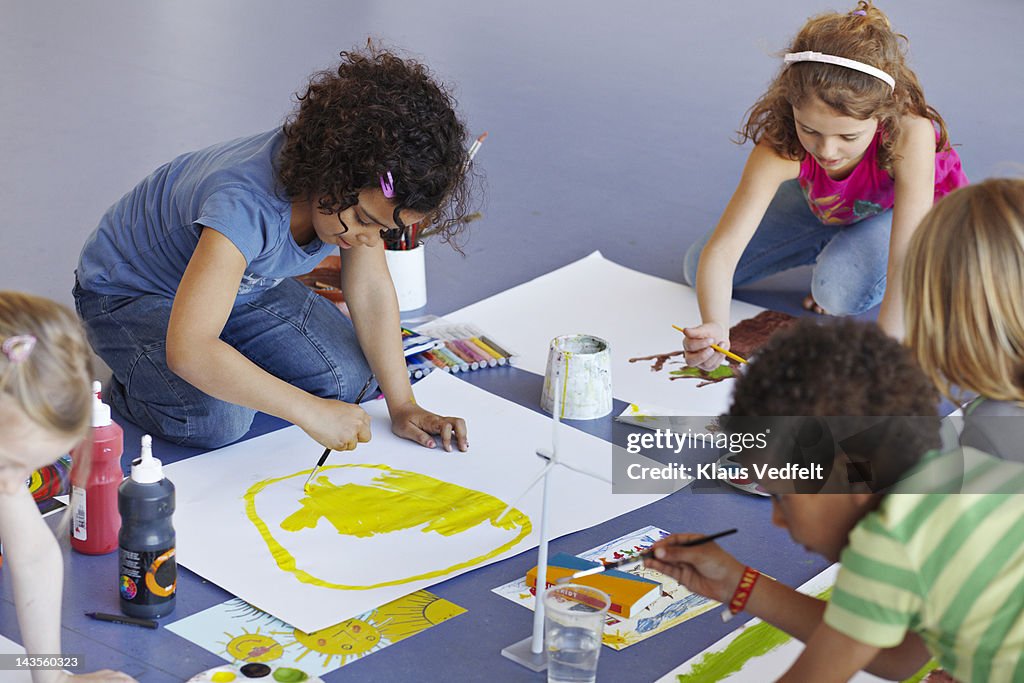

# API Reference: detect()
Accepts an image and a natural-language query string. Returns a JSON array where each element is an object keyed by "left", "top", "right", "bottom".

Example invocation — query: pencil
[
  {"left": 85, "top": 611, "right": 158, "bottom": 629},
  {"left": 671, "top": 324, "right": 748, "bottom": 365}
]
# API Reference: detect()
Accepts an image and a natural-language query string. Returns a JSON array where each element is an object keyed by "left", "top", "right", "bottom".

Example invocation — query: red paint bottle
[{"left": 70, "top": 381, "right": 124, "bottom": 555}]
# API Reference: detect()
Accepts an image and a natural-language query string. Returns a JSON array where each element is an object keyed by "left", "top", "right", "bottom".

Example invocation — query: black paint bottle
[{"left": 118, "top": 435, "right": 176, "bottom": 618}]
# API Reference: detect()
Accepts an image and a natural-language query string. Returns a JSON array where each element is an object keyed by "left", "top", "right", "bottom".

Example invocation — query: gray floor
[{"left": 3, "top": 1, "right": 1022, "bottom": 321}]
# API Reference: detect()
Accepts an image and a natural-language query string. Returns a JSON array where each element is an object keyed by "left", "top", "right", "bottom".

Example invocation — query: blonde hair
[
  {"left": 739, "top": 1, "right": 949, "bottom": 172},
  {"left": 903, "top": 178, "right": 1024, "bottom": 404},
  {"left": 0, "top": 292, "right": 93, "bottom": 440}
]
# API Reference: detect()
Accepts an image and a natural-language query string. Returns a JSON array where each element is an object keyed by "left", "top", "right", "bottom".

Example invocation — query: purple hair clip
[
  {"left": 851, "top": 9, "right": 866, "bottom": 15},
  {"left": 2, "top": 335, "right": 37, "bottom": 365},
  {"left": 380, "top": 171, "right": 395, "bottom": 199}
]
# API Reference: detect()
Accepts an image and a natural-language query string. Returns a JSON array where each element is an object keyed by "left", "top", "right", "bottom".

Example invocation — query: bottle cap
[
  {"left": 130, "top": 435, "right": 164, "bottom": 484},
  {"left": 91, "top": 380, "right": 112, "bottom": 427}
]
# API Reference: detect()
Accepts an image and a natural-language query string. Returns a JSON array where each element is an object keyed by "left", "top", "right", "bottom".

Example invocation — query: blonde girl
[
  {"left": 0, "top": 291, "right": 136, "bottom": 681},
  {"left": 682, "top": 1, "right": 967, "bottom": 370},
  {"left": 903, "top": 178, "right": 1024, "bottom": 461}
]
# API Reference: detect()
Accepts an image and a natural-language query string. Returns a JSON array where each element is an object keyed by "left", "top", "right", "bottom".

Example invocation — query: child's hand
[
  {"left": 300, "top": 397, "right": 372, "bottom": 451},
  {"left": 643, "top": 533, "right": 745, "bottom": 603},
  {"left": 682, "top": 323, "right": 729, "bottom": 371},
  {"left": 389, "top": 401, "right": 468, "bottom": 453}
]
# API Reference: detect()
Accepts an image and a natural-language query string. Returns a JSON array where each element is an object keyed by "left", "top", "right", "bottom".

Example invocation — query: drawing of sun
[
  {"left": 244, "top": 464, "right": 532, "bottom": 590},
  {"left": 373, "top": 590, "right": 464, "bottom": 639},
  {"left": 271, "top": 617, "right": 389, "bottom": 668},
  {"left": 218, "top": 625, "right": 285, "bottom": 662}
]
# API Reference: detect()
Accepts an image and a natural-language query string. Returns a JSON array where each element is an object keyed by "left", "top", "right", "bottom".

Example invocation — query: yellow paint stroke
[{"left": 244, "top": 464, "right": 531, "bottom": 590}]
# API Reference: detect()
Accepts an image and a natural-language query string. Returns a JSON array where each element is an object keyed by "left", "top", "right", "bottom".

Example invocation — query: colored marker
[
  {"left": 444, "top": 341, "right": 479, "bottom": 370},
  {"left": 467, "top": 336, "right": 506, "bottom": 365},
  {"left": 421, "top": 350, "right": 452, "bottom": 372},
  {"left": 435, "top": 345, "right": 469, "bottom": 371},
  {"left": 463, "top": 337, "right": 500, "bottom": 366},
  {"left": 452, "top": 339, "right": 491, "bottom": 367},
  {"left": 86, "top": 611, "right": 158, "bottom": 629},
  {"left": 480, "top": 335, "right": 517, "bottom": 364}
]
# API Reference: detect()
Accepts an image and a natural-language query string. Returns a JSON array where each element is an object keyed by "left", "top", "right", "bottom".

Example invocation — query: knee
[
  {"left": 182, "top": 402, "right": 255, "bottom": 449},
  {"left": 811, "top": 273, "right": 886, "bottom": 317}
]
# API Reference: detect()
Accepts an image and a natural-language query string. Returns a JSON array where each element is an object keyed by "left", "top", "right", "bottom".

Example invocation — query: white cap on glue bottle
[
  {"left": 131, "top": 435, "right": 164, "bottom": 484},
  {"left": 91, "top": 380, "right": 112, "bottom": 427}
]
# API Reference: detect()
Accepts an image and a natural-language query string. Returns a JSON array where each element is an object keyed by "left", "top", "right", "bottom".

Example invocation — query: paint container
[
  {"left": 70, "top": 381, "right": 123, "bottom": 555},
  {"left": 540, "top": 334, "right": 613, "bottom": 420},
  {"left": 384, "top": 242, "right": 427, "bottom": 311},
  {"left": 187, "top": 664, "right": 323, "bottom": 682},
  {"left": 118, "top": 435, "right": 176, "bottom": 618}
]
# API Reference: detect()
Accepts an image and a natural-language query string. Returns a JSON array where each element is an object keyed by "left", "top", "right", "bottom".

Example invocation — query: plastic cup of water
[{"left": 544, "top": 584, "right": 610, "bottom": 683}]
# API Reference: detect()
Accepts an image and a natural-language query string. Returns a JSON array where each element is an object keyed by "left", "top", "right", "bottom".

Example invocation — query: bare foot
[{"left": 802, "top": 294, "right": 826, "bottom": 315}]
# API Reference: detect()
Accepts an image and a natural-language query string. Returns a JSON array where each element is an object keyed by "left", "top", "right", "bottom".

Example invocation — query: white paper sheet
[
  {"left": 165, "top": 371, "right": 669, "bottom": 633},
  {"left": 655, "top": 565, "right": 892, "bottom": 682},
  {"left": 432, "top": 252, "right": 766, "bottom": 417}
]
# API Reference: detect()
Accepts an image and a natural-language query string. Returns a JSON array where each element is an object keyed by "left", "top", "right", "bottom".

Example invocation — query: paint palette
[{"left": 187, "top": 663, "right": 323, "bottom": 683}]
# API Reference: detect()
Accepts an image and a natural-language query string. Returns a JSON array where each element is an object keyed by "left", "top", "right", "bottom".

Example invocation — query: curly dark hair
[
  {"left": 726, "top": 318, "right": 940, "bottom": 491},
  {"left": 738, "top": 1, "right": 950, "bottom": 174},
  {"left": 277, "top": 45, "right": 473, "bottom": 243}
]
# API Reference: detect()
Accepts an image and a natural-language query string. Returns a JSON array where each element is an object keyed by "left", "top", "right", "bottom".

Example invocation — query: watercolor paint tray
[{"left": 188, "top": 663, "right": 323, "bottom": 683}]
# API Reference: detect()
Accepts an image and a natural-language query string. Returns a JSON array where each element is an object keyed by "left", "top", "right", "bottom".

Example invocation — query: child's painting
[
  {"left": 656, "top": 564, "right": 939, "bottom": 682},
  {"left": 168, "top": 590, "right": 464, "bottom": 676},
  {"left": 165, "top": 371, "right": 669, "bottom": 633},
  {"left": 627, "top": 310, "right": 797, "bottom": 387},
  {"left": 493, "top": 526, "right": 718, "bottom": 650},
  {"left": 436, "top": 251, "right": 766, "bottom": 417},
  {"left": 620, "top": 310, "right": 797, "bottom": 426}
]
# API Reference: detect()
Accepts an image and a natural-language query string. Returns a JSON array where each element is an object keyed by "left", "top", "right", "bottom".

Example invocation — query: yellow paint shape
[
  {"left": 244, "top": 464, "right": 531, "bottom": 590},
  {"left": 210, "top": 672, "right": 236, "bottom": 682}
]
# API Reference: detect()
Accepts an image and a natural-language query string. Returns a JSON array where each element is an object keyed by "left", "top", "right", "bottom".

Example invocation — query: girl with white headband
[{"left": 681, "top": 1, "right": 966, "bottom": 370}]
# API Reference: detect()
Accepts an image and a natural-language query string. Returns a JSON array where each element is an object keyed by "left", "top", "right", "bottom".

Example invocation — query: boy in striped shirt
[{"left": 647, "top": 319, "right": 1024, "bottom": 682}]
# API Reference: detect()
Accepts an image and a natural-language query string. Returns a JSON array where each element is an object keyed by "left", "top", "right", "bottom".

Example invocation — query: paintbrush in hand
[
  {"left": 560, "top": 529, "right": 738, "bottom": 582},
  {"left": 302, "top": 375, "right": 374, "bottom": 492}
]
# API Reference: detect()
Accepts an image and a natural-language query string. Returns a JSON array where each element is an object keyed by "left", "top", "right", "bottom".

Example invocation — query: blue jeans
[
  {"left": 683, "top": 180, "right": 891, "bottom": 315},
  {"left": 74, "top": 278, "right": 374, "bottom": 448}
]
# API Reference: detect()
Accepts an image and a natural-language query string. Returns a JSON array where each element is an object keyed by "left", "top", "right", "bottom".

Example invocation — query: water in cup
[{"left": 547, "top": 624, "right": 601, "bottom": 683}]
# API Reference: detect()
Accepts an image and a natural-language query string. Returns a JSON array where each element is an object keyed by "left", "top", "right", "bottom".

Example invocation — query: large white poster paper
[
  {"left": 166, "top": 371, "right": 667, "bottom": 633},
  {"left": 434, "top": 252, "right": 766, "bottom": 416},
  {"left": 655, "top": 565, "right": 899, "bottom": 682}
]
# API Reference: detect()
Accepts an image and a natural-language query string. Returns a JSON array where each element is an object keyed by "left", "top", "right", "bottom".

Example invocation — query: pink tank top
[{"left": 797, "top": 128, "right": 968, "bottom": 225}]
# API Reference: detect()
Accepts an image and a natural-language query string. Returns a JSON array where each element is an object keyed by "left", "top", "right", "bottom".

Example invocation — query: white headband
[{"left": 784, "top": 51, "right": 895, "bottom": 92}]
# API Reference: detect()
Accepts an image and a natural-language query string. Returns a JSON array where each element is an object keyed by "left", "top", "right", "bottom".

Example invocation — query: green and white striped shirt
[{"left": 825, "top": 447, "right": 1024, "bottom": 682}]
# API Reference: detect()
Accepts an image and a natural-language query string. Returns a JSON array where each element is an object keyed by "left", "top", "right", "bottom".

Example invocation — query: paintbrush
[
  {"left": 302, "top": 375, "right": 374, "bottom": 492},
  {"left": 671, "top": 324, "right": 748, "bottom": 365},
  {"left": 559, "top": 529, "right": 738, "bottom": 582}
]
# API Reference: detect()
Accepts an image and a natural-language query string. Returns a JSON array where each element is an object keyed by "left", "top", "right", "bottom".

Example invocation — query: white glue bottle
[{"left": 117, "top": 435, "right": 176, "bottom": 618}]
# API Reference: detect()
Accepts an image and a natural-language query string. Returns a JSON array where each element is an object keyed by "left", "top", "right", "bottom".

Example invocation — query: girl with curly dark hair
[
  {"left": 74, "top": 46, "right": 472, "bottom": 452},
  {"left": 680, "top": 2, "right": 967, "bottom": 373}
]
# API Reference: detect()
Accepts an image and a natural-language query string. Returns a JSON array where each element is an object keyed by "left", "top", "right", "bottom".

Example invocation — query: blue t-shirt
[{"left": 77, "top": 129, "right": 332, "bottom": 300}]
